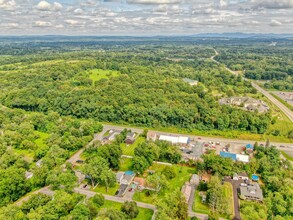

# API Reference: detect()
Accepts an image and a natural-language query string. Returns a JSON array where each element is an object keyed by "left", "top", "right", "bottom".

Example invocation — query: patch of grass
[
  {"left": 88, "top": 69, "right": 120, "bottom": 84},
  {"left": 34, "top": 131, "right": 50, "bottom": 148},
  {"left": 120, "top": 137, "right": 145, "bottom": 156},
  {"left": 14, "top": 149, "right": 35, "bottom": 163},
  {"left": 133, "top": 164, "right": 194, "bottom": 204},
  {"left": 192, "top": 191, "right": 210, "bottom": 214},
  {"left": 119, "top": 157, "right": 133, "bottom": 172},
  {"left": 100, "top": 200, "right": 153, "bottom": 220},
  {"left": 281, "top": 151, "right": 293, "bottom": 161},
  {"left": 222, "top": 182, "right": 234, "bottom": 216},
  {"left": 93, "top": 183, "right": 120, "bottom": 196}
]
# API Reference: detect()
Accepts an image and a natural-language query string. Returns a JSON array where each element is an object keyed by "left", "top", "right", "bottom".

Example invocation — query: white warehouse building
[{"left": 159, "top": 135, "right": 190, "bottom": 145}]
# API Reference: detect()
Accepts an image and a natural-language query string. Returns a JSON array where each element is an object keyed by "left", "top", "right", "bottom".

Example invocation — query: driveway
[{"left": 225, "top": 178, "right": 242, "bottom": 220}]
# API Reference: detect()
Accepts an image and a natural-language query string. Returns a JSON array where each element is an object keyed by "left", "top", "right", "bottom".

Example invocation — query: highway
[{"left": 210, "top": 49, "right": 293, "bottom": 123}]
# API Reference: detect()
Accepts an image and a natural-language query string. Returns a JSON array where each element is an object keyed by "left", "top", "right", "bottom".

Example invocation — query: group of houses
[
  {"left": 219, "top": 96, "right": 269, "bottom": 113},
  {"left": 103, "top": 129, "right": 137, "bottom": 145}
]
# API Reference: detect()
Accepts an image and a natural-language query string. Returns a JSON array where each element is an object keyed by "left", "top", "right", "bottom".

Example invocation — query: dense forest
[{"left": 0, "top": 41, "right": 271, "bottom": 133}]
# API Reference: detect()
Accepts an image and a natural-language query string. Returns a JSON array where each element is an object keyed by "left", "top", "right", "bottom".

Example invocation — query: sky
[{"left": 0, "top": 0, "right": 293, "bottom": 35}]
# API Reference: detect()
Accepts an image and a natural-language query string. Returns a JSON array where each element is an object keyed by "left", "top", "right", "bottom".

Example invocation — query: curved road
[{"left": 210, "top": 49, "right": 293, "bottom": 123}]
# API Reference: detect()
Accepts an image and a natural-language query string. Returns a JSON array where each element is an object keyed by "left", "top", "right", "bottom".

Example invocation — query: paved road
[
  {"left": 102, "top": 124, "right": 293, "bottom": 151},
  {"left": 210, "top": 49, "right": 293, "bottom": 123}
]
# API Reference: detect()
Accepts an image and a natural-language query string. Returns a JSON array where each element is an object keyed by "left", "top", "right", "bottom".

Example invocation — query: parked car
[
  {"left": 240, "top": 183, "right": 247, "bottom": 187},
  {"left": 76, "top": 160, "right": 84, "bottom": 163}
]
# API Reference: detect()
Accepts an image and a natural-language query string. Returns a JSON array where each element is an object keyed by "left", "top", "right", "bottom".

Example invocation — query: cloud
[
  {"left": 0, "top": 0, "right": 17, "bottom": 10},
  {"left": 65, "top": 19, "right": 80, "bottom": 25},
  {"left": 34, "top": 21, "right": 52, "bottom": 27},
  {"left": 74, "top": 8, "right": 84, "bottom": 15},
  {"left": 52, "top": 2, "right": 63, "bottom": 11},
  {"left": 37, "top": 1, "right": 51, "bottom": 11},
  {"left": 36, "top": 1, "right": 63, "bottom": 11},
  {"left": 270, "top": 19, "right": 282, "bottom": 26},
  {"left": 127, "top": 0, "right": 182, "bottom": 4},
  {"left": 253, "top": 0, "right": 293, "bottom": 9}
]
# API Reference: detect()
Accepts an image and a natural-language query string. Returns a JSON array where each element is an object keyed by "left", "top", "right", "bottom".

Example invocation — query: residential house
[
  {"left": 125, "top": 132, "right": 136, "bottom": 144},
  {"left": 103, "top": 129, "right": 121, "bottom": 142},
  {"left": 147, "top": 131, "right": 157, "bottom": 141},
  {"left": 240, "top": 183, "right": 263, "bottom": 201},
  {"left": 116, "top": 171, "right": 125, "bottom": 184},
  {"left": 133, "top": 177, "right": 146, "bottom": 190},
  {"left": 116, "top": 171, "right": 135, "bottom": 197}
]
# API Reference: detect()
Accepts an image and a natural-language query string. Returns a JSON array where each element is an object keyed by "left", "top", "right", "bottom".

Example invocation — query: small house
[
  {"left": 133, "top": 177, "right": 146, "bottom": 190},
  {"left": 125, "top": 132, "right": 136, "bottom": 144},
  {"left": 116, "top": 171, "right": 125, "bottom": 184},
  {"left": 147, "top": 131, "right": 157, "bottom": 141},
  {"left": 121, "top": 171, "right": 135, "bottom": 185}
]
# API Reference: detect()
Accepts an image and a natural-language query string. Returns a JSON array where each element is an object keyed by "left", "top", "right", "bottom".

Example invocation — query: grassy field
[
  {"left": 89, "top": 69, "right": 120, "bottom": 84},
  {"left": 100, "top": 200, "right": 153, "bottom": 220},
  {"left": 192, "top": 191, "right": 210, "bottom": 214},
  {"left": 120, "top": 137, "right": 145, "bottom": 156},
  {"left": 34, "top": 131, "right": 50, "bottom": 148},
  {"left": 93, "top": 183, "right": 120, "bottom": 196},
  {"left": 133, "top": 164, "right": 194, "bottom": 204},
  {"left": 222, "top": 182, "right": 234, "bottom": 217}
]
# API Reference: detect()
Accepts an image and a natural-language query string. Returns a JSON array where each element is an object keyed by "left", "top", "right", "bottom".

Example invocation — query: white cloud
[
  {"left": 53, "top": 2, "right": 63, "bottom": 11},
  {"left": 127, "top": 0, "right": 182, "bottom": 4},
  {"left": 34, "top": 21, "right": 52, "bottom": 27},
  {"left": 0, "top": 0, "right": 17, "bottom": 10},
  {"left": 270, "top": 19, "right": 282, "bottom": 26},
  {"left": 74, "top": 8, "right": 84, "bottom": 15},
  {"left": 37, "top": 1, "right": 51, "bottom": 11},
  {"left": 65, "top": 19, "right": 79, "bottom": 25},
  {"left": 252, "top": 0, "right": 293, "bottom": 9}
]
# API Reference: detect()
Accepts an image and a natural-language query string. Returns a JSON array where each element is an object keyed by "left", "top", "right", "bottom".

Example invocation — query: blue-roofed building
[
  {"left": 252, "top": 174, "right": 259, "bottom": 182},
  {"left": 220, "top": 151, "right": 237, "bottom": 161},
  {"left": 246, "top": 144, "right": 254, "bottom": 150}
]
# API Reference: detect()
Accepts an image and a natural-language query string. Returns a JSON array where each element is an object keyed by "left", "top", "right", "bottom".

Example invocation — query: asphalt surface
[
  {"left": 225, "top": 178, "right": 241, "bottom": 220},
  {"left": 211, "top": 49, "right": 293, "bottom": 123}
]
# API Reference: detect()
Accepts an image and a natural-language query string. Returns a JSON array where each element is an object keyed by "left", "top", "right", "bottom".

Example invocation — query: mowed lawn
[
  {"left": 133, "top": 164, "right": 194, "bottom": 204},
  {"left": 222, "top": 182, "right": 234, "bottom": 217},
  {"left": 120, "top": 137, "right": 145, "bottom": 156},
  {"left": 192, "top": 191, "right": 210, "bottom": 214},
  {"left": 100, "top": 200, "right": 153, "bottom": 220},
  {"left": 89, "top": 69, "right": 120, "bottom": 84},
  {"left": 93, "top": 183, "right": 120, "bottom": 196}
]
